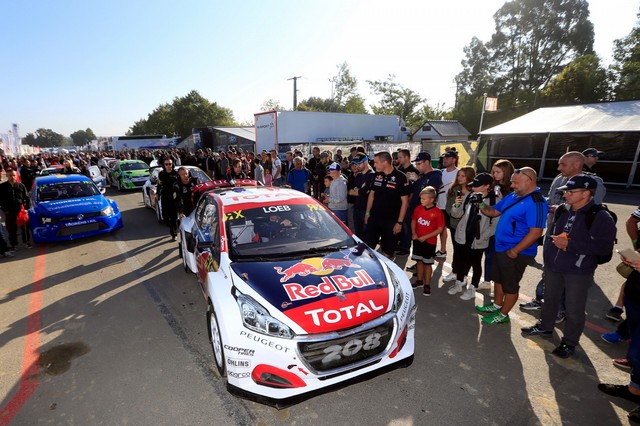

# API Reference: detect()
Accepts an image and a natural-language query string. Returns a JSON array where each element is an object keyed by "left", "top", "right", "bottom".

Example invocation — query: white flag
[{"left": 485, "top": 97, "right": 498, "bottom": 112}]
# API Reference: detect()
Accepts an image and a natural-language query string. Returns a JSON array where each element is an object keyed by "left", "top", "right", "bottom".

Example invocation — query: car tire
[{"left": 207, "top": 303, "right": 226, "bottom": 377}]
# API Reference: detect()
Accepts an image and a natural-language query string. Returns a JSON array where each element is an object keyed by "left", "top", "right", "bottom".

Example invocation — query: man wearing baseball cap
[
  {"left": 324, "top": 162, "right": 348, "bottom": 222},
  {"left": 349, "top": 154, "right": 374, "bottom": 237},
  {"left": 521, "top": 174, "right": 616, "bottom": 358},
  {"left": 582, "top": 148, "right": 604, "bottom": 173}
]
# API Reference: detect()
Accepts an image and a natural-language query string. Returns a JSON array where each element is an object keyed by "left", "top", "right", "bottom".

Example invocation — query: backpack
[{"left": 553, "top": 203, "right": 617, "bottom": 264}]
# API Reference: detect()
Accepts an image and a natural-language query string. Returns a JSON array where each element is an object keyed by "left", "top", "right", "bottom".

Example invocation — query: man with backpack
[{"left": 521, "top": 175, "right": 617, "bottom": 358}]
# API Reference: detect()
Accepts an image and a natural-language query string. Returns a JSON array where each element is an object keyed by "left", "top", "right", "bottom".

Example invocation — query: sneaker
[
  {"left": 406, "top": 264, "right": 417, "bottom": 272},
  {"left": 613, "top": 357, "right": 632, "bottom": 369},
  {"left": 482, "top": 313, "right": 509, "bottom": 324},
  {"left": 412, "top": 279, "right": 424, "bottom": 289},
  {"left": 551, "top": 340, "right": 575, "bottom": 358},
  {"left": 601, "top": 331, "right": 625, "bottom": 344},
  {"left": 555, "top": 311, "right": 567, "bottom": 324},
  {"left": 443, "top": 272, "right": 457, "bottom": 281},
  {"left": 606, "top": 306, "right": 624, "bottom": 322},
  {"left": 460, "top": 287, "right": 476, "bottom": 300},
  {"left": 521, "top": 323, "right": 553, "bottom": 337},
  {"left": 447, "top": 280, "right": 465, "bottom": 295},
  {"left": 1, "top": 251, "right": 15, "bottom": 258},
  {"left": 435, "top": 250, "right": 447, "bottom": 258},
  {"left": 598, "top": 383, "right": 640, "bottom": 403},
  {"left": 519, "top": 299, "right": 543, "bottom": 311},
  {"left": 25, "top": 242, "right": 32, "bottom": 249},
  {"left": 477, "top": 281, "right": 492, "bottom": 290},
  {"left": 423, "top": 284, "right": 431, "bottom": 297},
  {"left": 475, "top": 304, "right": 500, "bottom": 314}
]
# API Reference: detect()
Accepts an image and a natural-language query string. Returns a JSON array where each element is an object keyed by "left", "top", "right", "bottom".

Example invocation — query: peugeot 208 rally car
[{"left": 179, "top": 181, "right": 416, "bottom": 407}]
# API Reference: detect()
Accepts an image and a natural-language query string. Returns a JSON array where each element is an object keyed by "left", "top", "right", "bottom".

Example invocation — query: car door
[{"left": 194, "top": 197, "right": 222, "bottom": 295}]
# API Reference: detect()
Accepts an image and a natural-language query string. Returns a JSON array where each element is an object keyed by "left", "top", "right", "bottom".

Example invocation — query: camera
[{"left": 468, "top": 192, "right": 484, "bottom": 204}]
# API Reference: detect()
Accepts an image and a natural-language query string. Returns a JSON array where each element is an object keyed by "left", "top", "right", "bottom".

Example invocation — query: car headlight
[
  {"left": 388, "top": 268, "right": 404, "bottom": 312},
  {"left": 237, "top": 294, "right": 294, "bottom": 339},
  {"left": 101, "top": 206, "right": 114, "bottom": 216}
]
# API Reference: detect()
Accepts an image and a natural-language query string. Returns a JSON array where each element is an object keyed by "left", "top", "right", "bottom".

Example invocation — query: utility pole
[
  {"left": 288, "top": 76, "right": 302, "bottom": 110},
  {"left": 328, "top": 76, "right": 337, "bottom": 112},
  {"left": 478, "top": 92, "right": 488, "bottom": 135}
]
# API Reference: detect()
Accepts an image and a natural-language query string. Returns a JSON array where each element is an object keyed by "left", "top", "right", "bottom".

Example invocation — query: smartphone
[
  {"left": 618, "top": 248, "right": 640, "bottom": 261},
  {"left": 456, "top": 190, "right": 462, "bottom": 197}
]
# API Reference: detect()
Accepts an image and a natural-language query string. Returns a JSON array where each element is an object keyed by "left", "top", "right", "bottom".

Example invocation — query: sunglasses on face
[{"left": 514, "top": 168, "right": 534, "bottom": 181}]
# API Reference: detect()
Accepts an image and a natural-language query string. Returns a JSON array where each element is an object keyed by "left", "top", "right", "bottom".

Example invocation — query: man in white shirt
[
  {"left": 270, "top": 149, "right": 282, "bottom": 187},
  {"left": 436, "top": 150, "right": 459, "bottom": 257}
]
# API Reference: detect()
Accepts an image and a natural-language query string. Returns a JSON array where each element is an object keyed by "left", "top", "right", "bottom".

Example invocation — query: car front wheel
[{"left": 207, "top": 303, "right": 226, "bottom": 377}]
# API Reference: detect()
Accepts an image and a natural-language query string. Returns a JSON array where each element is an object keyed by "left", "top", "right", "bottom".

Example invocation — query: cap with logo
[
  {"left": 557, "top": 174, "right": 597, "bottom": 191},
  {"left": 470, "top": 172, "right": 494, "bottom": 187},
  {"left": 442, "top": 150, "right": 458, "bottom": 158},
  {"left": 582, "top": 148, "right": 604, "bottom": 157},
  {"left": 327, "top": 162, "right": 341, "bottom": 172},
  {"left": 349, "top": 153, "right": 369, "bottom": 165},
  {"left": 413, "top": 151, "right": 432, "bottom": 163}
]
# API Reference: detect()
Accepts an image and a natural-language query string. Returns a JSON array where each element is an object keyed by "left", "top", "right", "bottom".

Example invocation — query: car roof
[
  {"left": 209, "top": 185, "right": 315, "bottom": 208},
  {"left": 35, "top": 174, "right": 93, "bottom": 185},
  {"left": 118, "top": 159, "right": 146, "bottom": 164}
]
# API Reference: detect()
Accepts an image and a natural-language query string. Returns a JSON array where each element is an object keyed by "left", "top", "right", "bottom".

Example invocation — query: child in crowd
[
  {"left": 321, "top": 175, "right": 333, "bottom": 204},
  {"left": 411, "top": 186, "right": 445, "bottom": 296}
]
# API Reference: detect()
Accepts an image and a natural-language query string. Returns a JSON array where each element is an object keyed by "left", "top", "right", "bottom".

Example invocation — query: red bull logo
[
  {"left": 274, "top": 255, "right": 360, "bottom": 283},
  {"left": 283, "top": 269, "right": 376, "bottom": 301}
]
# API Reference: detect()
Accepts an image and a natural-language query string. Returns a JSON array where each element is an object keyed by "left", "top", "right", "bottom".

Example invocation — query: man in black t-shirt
[
  {"left": 364, "top": 151, "right": 410, "bottom": 258},
  {"left": 349, "top": 154, "right": 373, "bottom": 238}
]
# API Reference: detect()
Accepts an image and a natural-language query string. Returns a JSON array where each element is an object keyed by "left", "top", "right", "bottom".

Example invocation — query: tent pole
[
  {"left": 627, "top": 138, "right": 640, "bottom": 188},
  {"left": 539, "top": 133, "right": 551, "bottom": 180}
]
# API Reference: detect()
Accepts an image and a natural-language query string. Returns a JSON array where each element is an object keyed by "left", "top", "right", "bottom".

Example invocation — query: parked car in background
[
  {"left": 88, "top": 165, "right": 107, "bottom": 192},
  {"left": 179, "top": 181, "right": 415, "bottom": 407},
  {"left": 29, "top": 174, "right": 123, "bottom": 243},
  {"left": 142, "top": 165, "right": 211, "bottom": 223},
  {"left": 110, "top": 160, "right": 150, "bottom": 191},
  {"left": 38, "top": 165, "right": 64, "bottom": 176}
]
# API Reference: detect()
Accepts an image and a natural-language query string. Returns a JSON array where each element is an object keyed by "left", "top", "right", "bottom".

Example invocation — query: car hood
[
  {"left": 231, "top": 246, "right": 391, "bottom": 333},
  {"left": 34, "top": 196, "right": 108, "bottom": 217}
]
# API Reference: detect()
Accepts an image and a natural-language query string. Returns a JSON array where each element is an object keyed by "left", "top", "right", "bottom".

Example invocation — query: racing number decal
[
  {"left": 307, "top": 204, "right": 320, "bottom": 211},
  {"left": 225, "top": 210, "right": 244, "bottom": 221},
  {"left": 321, "top": 332, "right": 382, "bottom": 365}
]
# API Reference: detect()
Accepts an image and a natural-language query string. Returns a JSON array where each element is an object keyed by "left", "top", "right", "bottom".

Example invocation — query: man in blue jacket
[{"left": 521, "top": 174, "right": 617, "bottom": 358}]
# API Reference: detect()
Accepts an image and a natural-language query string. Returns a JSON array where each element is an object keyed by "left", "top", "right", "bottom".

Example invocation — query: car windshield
[
  {"left": 37, "top": 181, "right": 100, "bottom": 201},
  {"left": 226, "top": 204, "right": 355, "bottom": 260},
  {"left": 188, "top": 168, "right": 211, "bottom": 183},
  {"left": 120, "top": 162, "right": 147, "bottom": 171}
]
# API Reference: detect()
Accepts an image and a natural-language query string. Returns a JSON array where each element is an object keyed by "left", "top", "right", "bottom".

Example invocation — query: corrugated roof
[
  {"left": 214, "top": 126, "right": 255, "bottom": 141},
  {"left": 481, "top": 100, "right": 640, "bottom": 135},
  {"left": 422, "top": 120, "right": 471, "bottom": 137}
]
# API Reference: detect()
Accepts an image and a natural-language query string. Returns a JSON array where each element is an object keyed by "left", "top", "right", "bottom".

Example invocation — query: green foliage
[
  {"left": 23, "top": 128, "right": 65, "bottom": 147},
  {"left": 128, "top": 90, "right": 235, "bottom": 137},
  {"left": 367, "top": 74, "right": 425, "bottom": 128},
  {"left": 297, "top": 63, "right": 368, "bottom": 114},
  {"left": 70, "top": 128, "right": 97, "bottom": 146},
  {"left": 611, "top": 12, "right": 640, "bottom": 100},
  {"left": 540, "top": 54, "right": 609, "bottom": 105},
  {"left": 455, "top": 0, "right": 595, "bottom": 134},
  {"left": 260, "top": 99, "right": 285, "bottom": 111}
]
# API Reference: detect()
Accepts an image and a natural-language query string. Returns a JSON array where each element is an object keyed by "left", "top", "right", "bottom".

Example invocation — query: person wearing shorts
[
  {"left": 475, "top": 167, "right": 548, "bottom": 324},
  {"left": 411, "top": 186, "right": 445, "bottom": 296}
]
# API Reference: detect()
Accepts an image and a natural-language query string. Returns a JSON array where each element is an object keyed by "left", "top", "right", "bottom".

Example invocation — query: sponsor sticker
[
  {"left": 227, "top": 357, "right": 251, "bottom": 368},
  {"left": 223, "top": 345, "right": 255, "bottom": 357}
]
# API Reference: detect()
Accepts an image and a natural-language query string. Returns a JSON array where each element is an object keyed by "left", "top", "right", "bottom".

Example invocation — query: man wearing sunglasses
[
  {"left": 521, "top": 175, "right": 616, "bottom": 358},
  {"left": 475, "top": 167, "right": 547, "bottom": 325},
  {"left": 582, "top": 148, "right": 604, "bottom": 173}
]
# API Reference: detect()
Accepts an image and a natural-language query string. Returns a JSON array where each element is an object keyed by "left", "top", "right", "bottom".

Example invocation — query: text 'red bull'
[{"left": 283, "top": 269, "right": 376, "bottom": 301}]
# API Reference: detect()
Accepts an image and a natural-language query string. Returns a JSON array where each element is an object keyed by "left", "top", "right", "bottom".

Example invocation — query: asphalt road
[{"left": 0, "top": 186, "right": 638, "bottom": 425}]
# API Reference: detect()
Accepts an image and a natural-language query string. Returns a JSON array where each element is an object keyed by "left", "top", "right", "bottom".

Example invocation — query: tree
[
  {"left": 367, "top": 74, "right": 424, "bottom": 128},
  {"left": 70, "top": 128, "right": 97, "bottom": 146},
  {"left": 260, "top": 99, "right": 285, "bottom": 111},
  {"left": 540, "top": 54, "right": 609, "bottom": 105},
  {"left": 611, "top": 11, "right": 640, "bottom": 100},
  {"left": 128, "top": 90, "right": 235, "bottom": 137},
  {"left": 454, "top": 0, "right": 596, "bottom": 135},
  {"left": 297, "top": 62, "right": 367, "bottom": 114},
  {"left": 22, "top": 128, "right": 65, "bottom": 147}
]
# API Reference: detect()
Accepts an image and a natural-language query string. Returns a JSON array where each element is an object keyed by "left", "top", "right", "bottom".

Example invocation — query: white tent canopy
[{"left": 480, "top": 100, "right": 640, "bottom": 135}]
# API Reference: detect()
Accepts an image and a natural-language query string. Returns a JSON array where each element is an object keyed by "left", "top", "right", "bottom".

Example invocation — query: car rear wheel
[{"left": 207, "top": 303, "right": 226, "bottom": 377}]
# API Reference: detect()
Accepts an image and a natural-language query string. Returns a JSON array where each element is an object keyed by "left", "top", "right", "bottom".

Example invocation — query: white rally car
[{"left": 179, "top": 180, "right": 416, "bottom": 407}]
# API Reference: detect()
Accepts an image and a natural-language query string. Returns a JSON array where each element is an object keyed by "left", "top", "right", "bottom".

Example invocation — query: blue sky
[{"left": 1, "top": 0, "right": 638, "bottom": 138}]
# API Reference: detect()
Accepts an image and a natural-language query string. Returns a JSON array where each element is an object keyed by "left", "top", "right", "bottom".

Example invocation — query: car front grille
[
  {"left": 52, "top": 212, "right": 101, "bottom": 224},
  {"left": 297, "top": 316, "right": 395, "bottom": 374},
  {"left": 58, "top": 222, "right": 106, "bottom": 236}
]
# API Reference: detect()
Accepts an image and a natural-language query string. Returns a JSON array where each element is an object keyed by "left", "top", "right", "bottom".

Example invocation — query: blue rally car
[{"left": 29, "top": 174, "right": 124, "bottom": 243}]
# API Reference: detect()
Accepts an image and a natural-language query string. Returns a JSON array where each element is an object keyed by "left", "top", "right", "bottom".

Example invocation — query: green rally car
[{"left": 110, "top": 160, "right": 150, "bottom": 191}]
